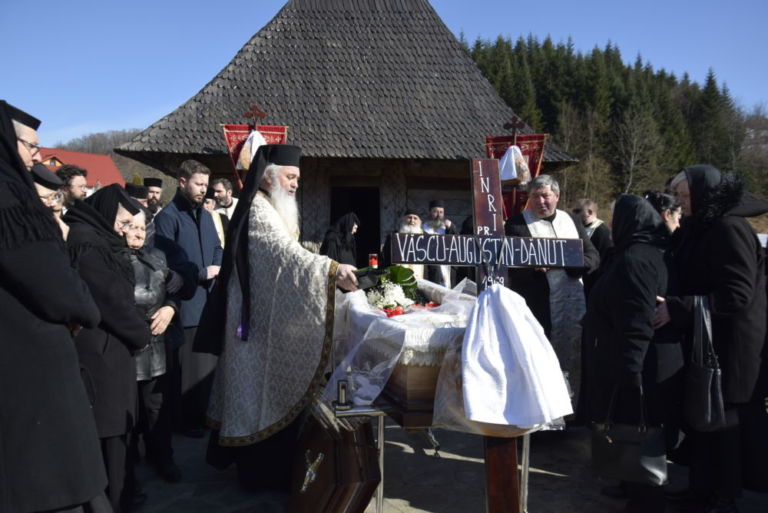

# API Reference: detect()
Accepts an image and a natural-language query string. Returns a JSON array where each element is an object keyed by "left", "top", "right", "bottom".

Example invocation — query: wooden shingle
[{"left": 116, "top": 0, "right": 575, "bottom": 168}]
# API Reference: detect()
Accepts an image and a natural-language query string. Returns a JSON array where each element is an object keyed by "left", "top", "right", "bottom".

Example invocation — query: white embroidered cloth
[{"left": 462, "top": 284, "right": 573, "bottom": 427}]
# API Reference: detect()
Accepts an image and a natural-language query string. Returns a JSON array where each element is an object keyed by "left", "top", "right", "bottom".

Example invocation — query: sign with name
[{"left": 390, "top": 233, "right": 584, "bottom": 269}]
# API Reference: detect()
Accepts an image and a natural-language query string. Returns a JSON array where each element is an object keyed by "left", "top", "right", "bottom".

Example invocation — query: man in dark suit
[{"left": 154, "top": 159, "right": 223, "bottom": 437}]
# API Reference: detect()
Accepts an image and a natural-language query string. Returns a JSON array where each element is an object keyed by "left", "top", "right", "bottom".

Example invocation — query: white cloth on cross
[
  {"left": 462, "top": 284, "right": 572, "bottom": 427},
  {"left": 499, "top": 145, "right": 530, "bottom": 183}
]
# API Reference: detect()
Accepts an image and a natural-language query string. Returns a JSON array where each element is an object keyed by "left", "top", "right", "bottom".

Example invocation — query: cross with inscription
[{"left": 390, "top": 158, "right": 584, "bottom": 513}]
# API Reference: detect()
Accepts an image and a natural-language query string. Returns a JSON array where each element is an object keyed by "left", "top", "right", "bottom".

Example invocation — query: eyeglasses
[
  {"left": 17, "top": 137, "right": 41, "bottom": 156},
  {"left": 39, "top": 191, "right": 64, "bottom": 204},
  {"left": 116, "top": 219, "right": 133, "bottom": 232},
  {"left": 571, "top": 208, "right": 583, "bottom": 214}
]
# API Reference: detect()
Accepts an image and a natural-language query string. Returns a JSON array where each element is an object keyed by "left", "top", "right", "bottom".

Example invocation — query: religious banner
[
  {"left": 484, "top": 135, "right": 516, "bottom": 160},
  {"left": 221, "top": 123, "right": 289, "bottom": 187},
  {"left": 484, "top": 134, "right": 547, "bottom": 177},
  {"left": 485, "top": 133, "right": 548, "bottom": 218},
  {"left": 515, "top": 133, "right": 548, "bottom": 178}
]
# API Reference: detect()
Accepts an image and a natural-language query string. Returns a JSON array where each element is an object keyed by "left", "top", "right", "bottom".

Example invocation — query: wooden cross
[
  {"left": 503, "top": 114, "right": 527, "bottom": 139},
  {"left": 390, "top": 158, "right": 584, "bottom": 513}
]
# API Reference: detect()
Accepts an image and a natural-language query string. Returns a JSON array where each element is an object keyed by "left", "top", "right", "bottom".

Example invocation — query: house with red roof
[{"left": 40, "top": 147, "right": 125, "bottom": 189}]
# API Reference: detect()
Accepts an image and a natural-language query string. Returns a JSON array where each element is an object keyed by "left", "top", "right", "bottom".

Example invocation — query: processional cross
[{"left": 390, "top": 158, "right": 584, "bottom": 513}]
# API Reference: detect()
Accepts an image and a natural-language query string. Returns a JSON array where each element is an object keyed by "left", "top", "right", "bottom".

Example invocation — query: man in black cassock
[
  {"left": 505, "top": 175, "right": 599, "bottom": 408},
  {"left": 0, "top": 100, "right": 111, "bottom": 512}
]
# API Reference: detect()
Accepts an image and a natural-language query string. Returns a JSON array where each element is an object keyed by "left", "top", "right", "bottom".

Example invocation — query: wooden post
[
  {"left": 484, "top": 436, "right": 520, "bottom": 513},
  {"left": 472, "top": 159, "right": 518, "bottom": 513}
]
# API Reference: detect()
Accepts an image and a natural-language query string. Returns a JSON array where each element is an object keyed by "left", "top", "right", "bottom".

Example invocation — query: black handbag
[
  {"left": 591, "top": 388, "right": 668, "bottom": 486},
  {"left": 683, "top": 295, "right": 728, "bottom": 432}
]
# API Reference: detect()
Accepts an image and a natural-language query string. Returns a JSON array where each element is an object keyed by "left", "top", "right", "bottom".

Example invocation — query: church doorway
[{"left": 329, "top": 187, "right": 380, "bottom": 268}]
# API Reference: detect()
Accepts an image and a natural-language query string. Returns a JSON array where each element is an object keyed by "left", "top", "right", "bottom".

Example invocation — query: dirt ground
[{"left": 136, "top": 421, "right": 768, "bottom": 513}]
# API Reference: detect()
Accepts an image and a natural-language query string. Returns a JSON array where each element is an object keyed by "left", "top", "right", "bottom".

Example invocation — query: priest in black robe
[{"left": 505, "top": 175, "right": 599, "bottom": 409}]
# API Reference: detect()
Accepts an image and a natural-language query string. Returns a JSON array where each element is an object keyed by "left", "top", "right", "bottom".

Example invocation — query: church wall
[{"left": 299, "top": 158, "right": 473, "bottom": 251}]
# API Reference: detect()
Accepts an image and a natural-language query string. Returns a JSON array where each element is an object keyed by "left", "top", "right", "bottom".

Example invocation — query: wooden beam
[{"left": 484, "top": 437, "right": 520, "bottom": 513}]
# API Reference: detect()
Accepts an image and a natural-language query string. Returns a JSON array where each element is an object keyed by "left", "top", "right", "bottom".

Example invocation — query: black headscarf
[
  {"left": 194, "top": 144, "right": 302, "bottom": 354},
  {"left": 328, "top": 212, "right": 360, "bottom": 245},
  {"left": 683, "top": 165, "right": 744, "bottom": 229},
  {"left": 683, "top": 164, "right": 768, "bottom": 221},
  {"left": 65, "top": 184, "right": 142, "bottom": 282},
  {"left": 611, "top": 194, "right": 665, "bottom": 250},
  {"left": 0, "top": 100, "right": 34, "bottom": 188},
  {"left": 0, "top": 101, "right": 62, "bottom": 250}
]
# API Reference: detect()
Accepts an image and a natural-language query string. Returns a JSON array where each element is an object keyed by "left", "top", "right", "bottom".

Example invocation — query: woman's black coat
[
  {"left": 0, "top": 101, "right": 108, "bottom": 512},
  {"left": 585, "top": 195, "right": 675, "bottom": 424},
  {"left": 65, "top": 186, "right": 151, "bottom": 437},
  {"left": 666, "top": 166, "right": 767, "bottom": 404}
]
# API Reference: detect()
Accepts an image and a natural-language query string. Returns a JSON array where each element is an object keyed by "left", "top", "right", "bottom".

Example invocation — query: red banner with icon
[
  {"left": 221, "top": 124, "right": 289, "bottom": 188},
  {"left": 484, "top": 135, "right": 516, "bottom": 160},
  {"left": 484, "top": 133, "right": 548, "bottom": 218}
]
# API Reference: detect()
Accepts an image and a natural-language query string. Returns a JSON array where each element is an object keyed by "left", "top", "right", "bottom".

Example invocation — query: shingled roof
[{"left": 117, "top": 0, "right": 575, "bottom": 167}]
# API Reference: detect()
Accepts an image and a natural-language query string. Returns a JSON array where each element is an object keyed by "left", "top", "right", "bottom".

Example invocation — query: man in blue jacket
[{"left": 155, "top": 159, "right": 223, "bottom": 439}]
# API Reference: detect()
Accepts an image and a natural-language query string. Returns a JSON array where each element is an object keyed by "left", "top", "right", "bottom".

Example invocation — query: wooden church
[{"left": 116, "top": 0, "right": 576, "bottom": 265}]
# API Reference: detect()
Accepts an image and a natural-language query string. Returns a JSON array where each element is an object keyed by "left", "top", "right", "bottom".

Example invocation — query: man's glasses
[{"left": 17, "top": 137, "right": 41, "bottom": 156}]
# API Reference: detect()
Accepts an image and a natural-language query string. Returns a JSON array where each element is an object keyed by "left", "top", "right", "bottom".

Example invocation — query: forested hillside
[{"left": 466, "top": 35, "right": 768, "bottom": 209}]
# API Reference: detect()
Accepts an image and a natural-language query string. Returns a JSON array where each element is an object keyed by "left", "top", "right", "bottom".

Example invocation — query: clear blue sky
[{"left": 2, "top": 0, "right": 765, "bottom": 146}]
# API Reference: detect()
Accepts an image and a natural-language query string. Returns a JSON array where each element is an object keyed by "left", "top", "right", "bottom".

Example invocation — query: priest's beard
[
  {"left": 424, "top": 217, "right": 447, "bottom": 231},
  {"left": 269, "top": 183, "right": 300, "bottom": 237},
  {"left": 399, "top": 223, "right": 423, "bottom": 234}
]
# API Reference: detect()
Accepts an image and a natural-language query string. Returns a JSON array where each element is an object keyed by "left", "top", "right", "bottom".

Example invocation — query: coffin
[
  {"left": 290, "top": 412, "right": 380, "bottom": 513},
  {"left": 334, "top": 279, "right": 474, "bottom": 429},
  {"left": 382, "top": 362, "right": 443, "bottom": 428}
]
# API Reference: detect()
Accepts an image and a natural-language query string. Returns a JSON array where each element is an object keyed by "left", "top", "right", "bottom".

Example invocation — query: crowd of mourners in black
[{"left": 2, "top": 98, "right": 768, "bottom": 513}]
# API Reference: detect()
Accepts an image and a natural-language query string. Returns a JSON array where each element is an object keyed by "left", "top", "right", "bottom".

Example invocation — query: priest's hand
[{"left": 335, "top": 264, "right": 359, "bottom": 291}]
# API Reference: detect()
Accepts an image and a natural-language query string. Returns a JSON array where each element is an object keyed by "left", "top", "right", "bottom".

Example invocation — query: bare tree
[{"left": 613, "top": 107, "right": 660, "bottom": 193}]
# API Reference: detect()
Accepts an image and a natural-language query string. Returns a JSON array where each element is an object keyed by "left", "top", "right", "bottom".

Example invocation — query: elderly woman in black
[
  {"left": 65, "top": 184, "right": 152, "bottom": 513},
  {"left": 586, "top": 195, "right": 679, "bottom": 513},
  {"left": 657, "top": 165, "right": 768, "bottom": 513},
  {"left": 124, "top": 209, "right": 185, "bottom": 485}
]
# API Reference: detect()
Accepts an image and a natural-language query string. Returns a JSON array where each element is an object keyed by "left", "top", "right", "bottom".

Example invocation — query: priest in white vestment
[
  {"left": 503, "top": 175, "right": 599, "bottom": 409},
  {"left": 194, "top": 142, "right": 358, "bottom": 490}
]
